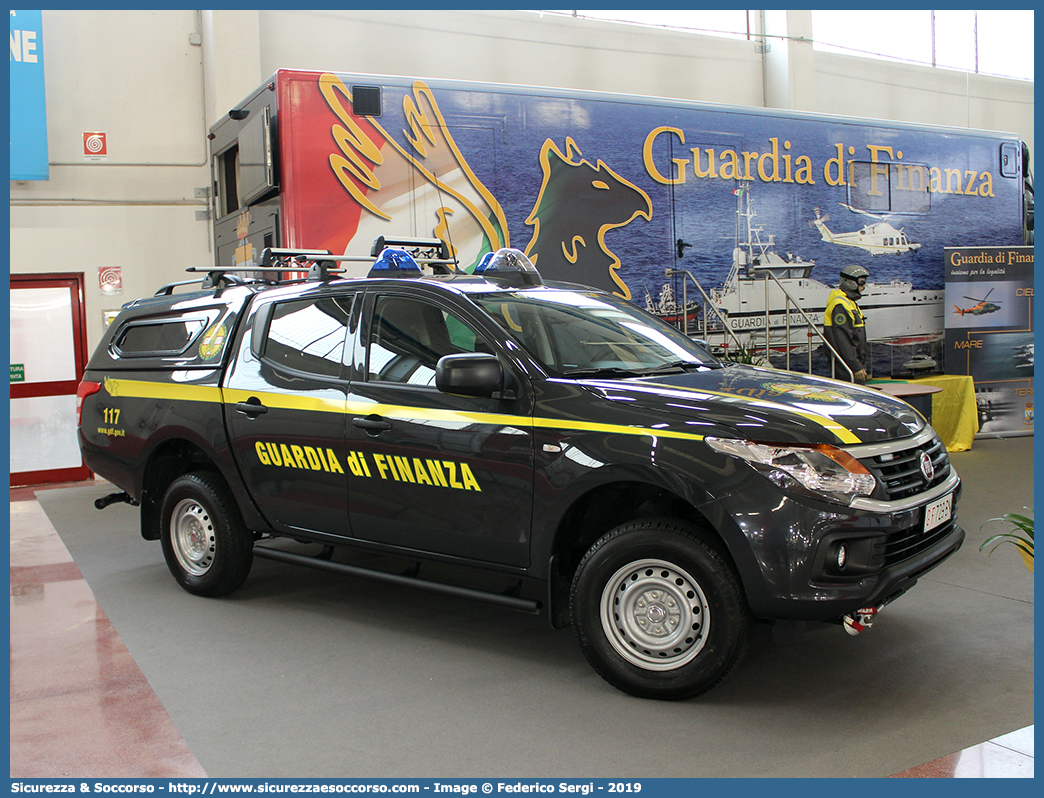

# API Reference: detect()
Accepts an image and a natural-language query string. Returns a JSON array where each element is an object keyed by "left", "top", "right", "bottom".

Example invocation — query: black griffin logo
[{"left": 523, "top": 138, "right": 652, "bottom": 297}]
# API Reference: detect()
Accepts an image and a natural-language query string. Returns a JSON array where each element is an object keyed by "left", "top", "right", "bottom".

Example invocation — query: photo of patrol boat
[
  {"left": 643, "top": 282, "right": 701, "bottom": 327},
  {"left": 687, "top": 185, "right": 944, "bottom": 351},
  {"left": 1013, "top": 343, "right": 1034, "bottom": 369}
]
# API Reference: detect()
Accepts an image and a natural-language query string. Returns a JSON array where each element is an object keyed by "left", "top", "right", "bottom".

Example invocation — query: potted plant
[
  {"left": 720, "top": 341, "right": 766, "bottom": 366},
  {"left": 979, "top": 510, "right": 1034, "bottom": 573}
]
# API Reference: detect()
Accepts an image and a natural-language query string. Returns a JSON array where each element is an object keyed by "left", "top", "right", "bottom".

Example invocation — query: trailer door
[{"left": 665, "top": 133, "right": 746, "bottom": 266}]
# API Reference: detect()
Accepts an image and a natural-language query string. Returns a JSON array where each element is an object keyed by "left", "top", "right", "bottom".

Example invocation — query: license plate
[{"left": 924, "top": 493, "right": 953, "bottom": 533}]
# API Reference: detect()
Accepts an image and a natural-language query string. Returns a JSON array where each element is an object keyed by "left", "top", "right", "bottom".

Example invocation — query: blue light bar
[
  {"left": 474, "top": 248, "right": 543, "bottom": 286},
  {"left": 367, "top": 248, "right": 423, "bottom": 277}
]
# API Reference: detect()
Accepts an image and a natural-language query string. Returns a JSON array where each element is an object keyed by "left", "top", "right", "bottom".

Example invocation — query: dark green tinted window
[
  {"left": 115, "top": 320, "right": 205, "bottom": 356},
  {"left": 368, "top": 295, "right": 484, "bottom": 386},
  {"left": 263, "top": 296, "right": 354, "bottom": 378}
]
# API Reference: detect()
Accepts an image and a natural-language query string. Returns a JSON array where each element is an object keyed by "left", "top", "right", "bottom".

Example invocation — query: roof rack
[
  {"left": 178, "top": 248, "right": 343, "bottom": 288},
  {"left": 162, "top": 269, "right": 284, "bottom": 292},
  {"left": 184, "top": 263, "right": 328, "bottom": 289},
  {"left": 260, "top": 248, "right": 344, "bottom": 280},
  {"left": 264, "top": 237, "right": 462, "bottom": 276},
  {"left": 369, "top": 236, "right": 461, "bottom": 275},
  {"left": 370, "top": 235, "right": 451, "bottom": 260},
  {"left": 169, "top": 237, "right": 463, "bottom": 293},
  {"left": 155, "top": 278, "right": 214, "bottom": 296}
]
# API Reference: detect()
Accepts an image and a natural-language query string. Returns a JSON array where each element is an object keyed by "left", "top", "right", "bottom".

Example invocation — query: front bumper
[{"left": 699, "top": 470, "right": 965, "bottom": 621}]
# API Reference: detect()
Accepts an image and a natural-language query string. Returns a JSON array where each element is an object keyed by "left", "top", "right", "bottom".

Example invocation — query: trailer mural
[{"left": 211, "top": 70, "right": 1031, "bottom": 359}]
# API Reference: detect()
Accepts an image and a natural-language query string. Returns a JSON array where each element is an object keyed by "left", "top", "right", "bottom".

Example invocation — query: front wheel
[
  {"left": 569, "top": 518, "right": 754, "bottom": 700},
  {"left": 159, "top": 471, "right": 253, "bottom": 597}
]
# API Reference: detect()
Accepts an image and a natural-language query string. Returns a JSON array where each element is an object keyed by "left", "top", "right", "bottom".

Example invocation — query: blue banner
[{"left": 10, "top": 9, "right": 48, "bottom": 180}]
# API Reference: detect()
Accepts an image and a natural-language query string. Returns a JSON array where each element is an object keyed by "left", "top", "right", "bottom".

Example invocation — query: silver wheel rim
[
  {"left": 170, "top": 498, "right": 216, "bottom": 576},
  {"left": 600, "top": 558, "right": 710, "bottom": 671}
]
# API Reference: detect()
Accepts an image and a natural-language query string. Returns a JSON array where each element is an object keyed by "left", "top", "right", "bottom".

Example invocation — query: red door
[{"left": 10, "top": 273, "right": 92, "bottom": 486}]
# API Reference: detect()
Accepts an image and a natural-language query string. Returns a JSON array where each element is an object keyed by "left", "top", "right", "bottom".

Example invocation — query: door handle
[
  {"left": 352, "top": 416, "right": 392, "bottom": 434},
  {"left": 235, "top": 399, "right": 268, "bottom": 417}
]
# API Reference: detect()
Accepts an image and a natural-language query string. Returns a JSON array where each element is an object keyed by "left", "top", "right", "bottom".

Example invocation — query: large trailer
[{"left": 208, "top": 69, "right": 1032, "bottom": 351}]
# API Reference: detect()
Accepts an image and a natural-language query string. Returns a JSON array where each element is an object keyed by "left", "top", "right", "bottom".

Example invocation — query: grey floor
[{"left": 38, "top": 436, "right": 1034, "bottom": 778}]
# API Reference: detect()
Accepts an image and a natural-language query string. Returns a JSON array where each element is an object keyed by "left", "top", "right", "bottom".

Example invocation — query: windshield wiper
[
  {"left": 563, "top": 361, "right": 721, "bottom": 379},
  {"left": 640, "top": 360, "right": 722, "bottom": 374},
  {"left": 562, "top": 367, "right": 647, "bottom": 379}
]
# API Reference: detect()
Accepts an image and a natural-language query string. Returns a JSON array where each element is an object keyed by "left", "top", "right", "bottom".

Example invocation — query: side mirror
[{"left": 436, "top": 353, "right": 504, "bottom": 398}]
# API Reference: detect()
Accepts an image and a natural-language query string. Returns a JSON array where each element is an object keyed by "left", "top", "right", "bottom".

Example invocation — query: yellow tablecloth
[{"left": 908, "top": 374, "right": 978, "bottom": 452}]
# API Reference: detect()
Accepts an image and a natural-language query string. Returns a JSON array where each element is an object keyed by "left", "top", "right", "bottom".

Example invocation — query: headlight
[{"left": 706, "top": 437, "right": 875, "bottom": 503}]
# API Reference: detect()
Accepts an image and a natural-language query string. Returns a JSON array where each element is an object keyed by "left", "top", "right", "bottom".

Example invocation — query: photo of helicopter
[
  {"left": 954, "top": 287, "right": 1003, "bottom": 316},
  {"left": 810, "top": 204, "right": 921, "bottom": 255}
]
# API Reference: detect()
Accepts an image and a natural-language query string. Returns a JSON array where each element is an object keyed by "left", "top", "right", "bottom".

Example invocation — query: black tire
[
  {"left": 569, "top": 518, "right": 754, "bottom": 700},
  {"left": 159, "top": 471, "right": 253, "bottom": 597}
]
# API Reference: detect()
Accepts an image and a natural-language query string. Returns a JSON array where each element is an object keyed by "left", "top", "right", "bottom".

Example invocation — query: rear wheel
[
  {"left": 159, "top": 471, "right": 253, "bottom": 597},
  {"left": 570, "top": 518, "right": 754, "bottom": 700}
]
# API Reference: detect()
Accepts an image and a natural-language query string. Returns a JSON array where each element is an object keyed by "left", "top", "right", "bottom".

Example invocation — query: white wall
[
  {"left": 11, "top": 10, "right": 213, "bottom": 352},
  {"left": 256, "top": 10, "right": 764, "bottom": 108},
  {"left": 10, "top": 9, "right": 1034, "bottom": 355},
  {"left": 816, "top": 51, "right": 1035, "bottom": 147}
]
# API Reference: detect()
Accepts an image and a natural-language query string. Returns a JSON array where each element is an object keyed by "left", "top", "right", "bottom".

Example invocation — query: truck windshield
[{"left": 472, "top": 288, "right": 720, "bottom": 378}]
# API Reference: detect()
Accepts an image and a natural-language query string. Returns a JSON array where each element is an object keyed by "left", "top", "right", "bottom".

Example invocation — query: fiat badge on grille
[{"left": 919, "top": 451, "right": 935, "bottom": 482}]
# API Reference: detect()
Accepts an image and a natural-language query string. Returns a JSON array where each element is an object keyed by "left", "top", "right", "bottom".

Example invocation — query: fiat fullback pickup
[{"left": 78, "top": 239, "right": 964, "bottom": 700}]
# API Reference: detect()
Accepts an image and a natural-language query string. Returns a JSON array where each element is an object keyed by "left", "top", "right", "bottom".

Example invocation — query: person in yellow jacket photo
[{"left": 823, "top": 264, "right": 869, "bottom": 383}]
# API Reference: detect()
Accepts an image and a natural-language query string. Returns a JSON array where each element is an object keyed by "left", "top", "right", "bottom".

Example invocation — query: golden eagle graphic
[
  {"left": 319, "top": 75, "right": 509, "bottom": 271},
  {"left": 523, "top": 138, "right": 652, "bottom": 298}
]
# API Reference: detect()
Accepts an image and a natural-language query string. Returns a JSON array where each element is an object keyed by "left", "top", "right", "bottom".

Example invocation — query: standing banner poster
[
  {"left": 10, "top": 9, "right": 48, "bottom": 180},
  {"left": 944, "top": 246, "right": 1034, "bottom": 437}
]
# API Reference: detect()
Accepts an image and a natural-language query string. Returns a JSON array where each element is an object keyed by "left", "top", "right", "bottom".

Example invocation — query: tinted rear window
[{"left": 115, "top": 319, "right": 206, "bottom": 356}]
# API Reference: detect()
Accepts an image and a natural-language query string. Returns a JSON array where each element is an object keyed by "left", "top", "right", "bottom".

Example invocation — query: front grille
[
  {"left": 857, "top": 433, "right": 951, "bottom": 501},
  {"left": 874, "top": 519, "right": 957, "bottom": 568}
]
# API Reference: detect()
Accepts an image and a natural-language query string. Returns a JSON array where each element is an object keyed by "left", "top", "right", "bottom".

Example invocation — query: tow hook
[
  {"left": 94, "top": 491, "right": 138, "bottom": 510},
  {"left": 842, "top": 605, "right": 882, "bottom": 636}
]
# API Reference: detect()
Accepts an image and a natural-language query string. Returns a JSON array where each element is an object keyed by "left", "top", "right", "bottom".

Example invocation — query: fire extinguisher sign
[
  {"left": 83, "top": 131, "right": 107, "bottom": 161},
  {"left": 98, "top": 265, "right": 122, "bottom": 295}
]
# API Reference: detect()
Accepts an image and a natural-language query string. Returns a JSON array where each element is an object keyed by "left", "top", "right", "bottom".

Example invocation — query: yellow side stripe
[
  {"left": 104, "top": 378, "right": 223, "bottom": 404},
  {"left": 530, "top": 417, "right": 705, "bottom": 442},
  {"left": 224, "top": 388, "right": 349, "bottom": 415},
  {"left": 342, "top": 401, "right": 705, "bottom": 442},
  {"left": 103, "top": 380, "right": 707, "bottom": 443},
  {"left": 101, "top": 378, "right": 847, "bottom": 444},
  {"left": 761, "top": 410, "right": 859, "bottom": 444},
  {"left": 632, "top": 380, "right": 862, "bottom": 444},
  {"left": 103, "top": 378, "right": 857, "bottom": 445}
]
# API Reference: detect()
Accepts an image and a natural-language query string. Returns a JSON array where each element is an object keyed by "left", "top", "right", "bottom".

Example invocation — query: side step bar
[{"left": 252, "top": 546, "right": 542, "bottom": 614}]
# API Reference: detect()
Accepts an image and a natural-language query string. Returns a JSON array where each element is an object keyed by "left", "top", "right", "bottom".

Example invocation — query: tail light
[{"left": 76, "top": 380, "right": 102, "bottom": 427}]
